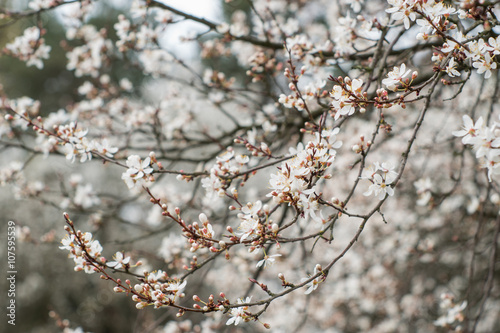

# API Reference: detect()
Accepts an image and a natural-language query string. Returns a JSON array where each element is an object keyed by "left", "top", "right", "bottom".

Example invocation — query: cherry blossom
[
  {"left": 362, "top": 162, "right": 398, "bottom": 200},
  {"left": 434, "top": 294, "right": 467, "bottom": 329},
  {"left": 472, "top": 53, "right": 498, "bottom": 79},
  {"left": 452, "top": 115, "right": 484, "bottom": 145},
  {"left": 256, "top": 253, "right": 282, "bottom": 269},
  {"left": 301, "top": 264, "right": 324, "bottom": 295},
  {"left": 5, "top": 26, "right": 51, "bottom": 69},
  {"left": 226, "top": 297, "right": 252, "bottom": 326},
  {"left": 3, "top": 0, "right": 500, "bottom": 331},
  {"left": 382, "top": 63, "right": 412, "bottom": 91},
  {"left": 107, "top": 252, "right": 131, "bottom": 269},
  {"left": 121, "top": 155, "right": 154, "bottom": 189}
]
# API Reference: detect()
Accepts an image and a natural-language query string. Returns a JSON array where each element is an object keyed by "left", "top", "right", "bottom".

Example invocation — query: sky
[{"left": 156, "top": 0, "right": 222, "bottom": 57}]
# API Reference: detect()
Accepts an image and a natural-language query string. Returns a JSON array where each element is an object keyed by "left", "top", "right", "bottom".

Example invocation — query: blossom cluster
[
  {"left": 185, "top": 213, "right": 217, "bottom": 252},
  {"left": 59, "top": 222, "right": 104, "bottom": 274},
  {"left": 453, "top": 115, "right": 500, "bottom": 181},
  {"left": 267, "top": 128, "right": 342, "bottom": 226},
  {"left": 28, "top": 0, "right": 61, "bottom": 11},
  {"left": 234, "top": 200, "right": 267, "bottom": 242},
  {"left": 199, "top": 148, "right": 250, "bottom": 199},
  {"left": 66, "top": 25, "right": 113, "bottom": 78},
  {"left": 60, "top": 174, "right": 101, "bottom": 210},
  {"left": 132, "top": 270, "right": 187, "bottom": 309},
  {"left": 433, "top": 293, "right": 467, "bottom": 330},
  {"left": 279, "top": 79, "right": 326, "bottom": 112},
  {"left": 1, "top": 0, "right": 499, "bottom": 331},
  {"left": 56, "top": 122, "right": 118, "bottom": 163},
  {"left": 386, "top": 0, "right": 499, "bottom": 80},
  {"left": 330, "top": 77, "right": 366, "bottom": 120},
  {"left": 4, "top": 26, "right": 51, "bottom": 69},
  {"left": 60, "top": 213, "right": 187, "bottom": 311}
]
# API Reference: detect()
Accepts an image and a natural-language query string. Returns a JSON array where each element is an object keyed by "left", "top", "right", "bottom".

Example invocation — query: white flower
[
  {"left": 29, "top": 0, "right": 58, "bottom": 11},
  {"left": 236, "top": 216, "right": 260, "bottom": 241},
  {"left": 445, "top": 58, "right": 461, "bottom": 77},
  {"left": 301, "top": 264, "right": 323, "bottom": 294},
  {"left": 256, "top": 253, "right": 281, "bottom": 268},
  {"left": 121, "top": 155, "right": 154, "bottom": 189},
  {"left": 434, "top": 293, "right": 467, "bottom": 328},
  {"left": 165, "top": 280, "right": 187, "bottom": 299},
  {"left": 382, "top": 63, "right": 412, "bottom": 91},
  {"left": 363, "top": 162, "right": 398, "bottom": 200},
  {"left": 473, "top": 53, "right": 497, "bottom": 79},
  {"left": 94, "top": 139, "right": 118, "bottom": 158},
  {"left": 216, "top": 23, "right": 230, "bottom": 34},
  {"left": 241, "top": 200, "right": 262, "bottom": 218},
  {"left": 330, "top": 78, "right": 364, "bottom": 120},
  {"left": 386, "top": 0, "right": 417, "bottom": 30},
  {"left": 201, "top": 174, "right": 222, "bottom": 197},
  {"left": 107, "top": 252, "right": 131, "bottom": 269},
  {"left": 74, "top": 183, "right": 100, "bottom": 209},
  {"left": 5, "top": 26, "right": 51, "bottom": 69},
  {"left": 87, "top": 240, "right": 103, "bottom": 258},
  {"left": 59, "top": 234, "right": 76, "bottom": 251},
  {"left": 235, "top": 154, "right": 250, "bottom": 164},
  {"left": 320, "top": 127, "right": 343, "bottom": 154},
  {"left": 226, "top": 297, "right": 252, "bottom": 326},
  {"left": 486, "top": 35, "right": 500, "bottom": 55},
  {"left": 452, "top": 115, "right": 484, "bottom": 144},
  {"left": 414, "top": 177, "right": 433, "bottom": 206}
]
